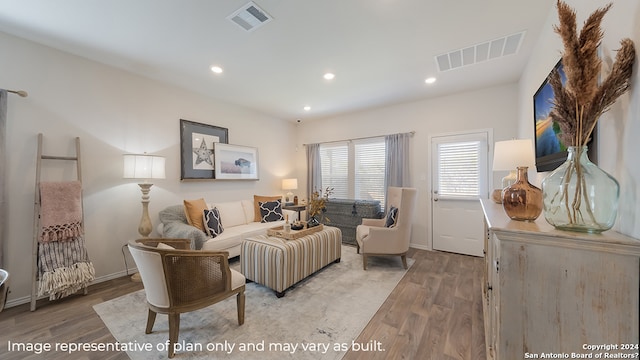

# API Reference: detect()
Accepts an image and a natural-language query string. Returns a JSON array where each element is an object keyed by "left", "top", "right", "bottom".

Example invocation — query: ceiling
[{"left": 0, "top": 0, "right": 556, "bottom": 121}]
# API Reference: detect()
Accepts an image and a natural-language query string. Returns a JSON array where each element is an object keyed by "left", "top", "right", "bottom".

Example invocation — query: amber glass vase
[{"left": 502, "top": 166, "right": 543, "bottom": 221}]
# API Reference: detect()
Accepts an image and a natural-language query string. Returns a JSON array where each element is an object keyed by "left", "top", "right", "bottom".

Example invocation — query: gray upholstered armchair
[
  {"left": 355, "top": 187, "right": 417, "bottom": 270},
  {"left": 128, "top": 238, "right": 245, "bottom": 358}
]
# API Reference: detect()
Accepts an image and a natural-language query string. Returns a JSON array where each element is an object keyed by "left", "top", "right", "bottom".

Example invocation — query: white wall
[
  {"left": 518, "top": 0, "right": 640, "bottom": 238},
  {"left": 295, "top": 84, "right": 519, "bottom": 250},
  {"left": 1, "top": 32, "right": 297, "bottom": 305}
]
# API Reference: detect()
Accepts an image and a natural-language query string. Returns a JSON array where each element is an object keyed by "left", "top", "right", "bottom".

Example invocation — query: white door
[{"left": 431, "top": 131, "right": 490, "bottom": 257}]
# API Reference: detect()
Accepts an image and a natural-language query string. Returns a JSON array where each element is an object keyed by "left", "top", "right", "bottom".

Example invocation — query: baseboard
[
  {"left": 4, "top": 268, "right": 138, "bottom": 309},
  {"left": 409, "top": 243, "right": 432, "bottom": 251}
]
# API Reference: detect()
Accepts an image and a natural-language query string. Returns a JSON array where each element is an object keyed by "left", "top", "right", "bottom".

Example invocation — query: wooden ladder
[{"left": 30, "top": 133, "right": 84, "bottom": 311}]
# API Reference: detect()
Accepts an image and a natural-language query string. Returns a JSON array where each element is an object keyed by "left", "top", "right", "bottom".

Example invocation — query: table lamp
[
  {"left": 123, "top": 154, "right": 166, "bottom": 237},
  {"left": 282, "top": 178, "right": 298, "bottom": 204},
  {"left": 492, "top": 139, "right": 535, "bottom": 203}
]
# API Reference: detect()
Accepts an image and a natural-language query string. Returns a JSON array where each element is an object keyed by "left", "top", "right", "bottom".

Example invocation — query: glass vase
[
  {"left": 541, "top": 146, "right": 619, "bottom": 233},
  {"left": 502, "top": 166, "right": 542, "bottom": 221}
]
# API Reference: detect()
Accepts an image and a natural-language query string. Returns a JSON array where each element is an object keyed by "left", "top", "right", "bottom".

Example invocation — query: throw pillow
[
  {"left": 184, "top": 198, "right": 208, "bottom": 232},
  {"left": 259, "top": 200, "right": 284, "bottom": 223},
  {"left": 385, "top": 206, "right": 398, "bottom": 228},
  {"left": 203, "top": 207, "right": 224, "bottom": 238},
  {"left": 253, "top": 195, "right": 282, "bottom": 222},
  {"left": 156, "top": 242, "right": 175, "bottom": 250}
]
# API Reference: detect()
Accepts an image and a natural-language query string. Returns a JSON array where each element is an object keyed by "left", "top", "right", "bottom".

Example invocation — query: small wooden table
[{"left": 283, "top": 204, "right": 307, "bottom": 221}]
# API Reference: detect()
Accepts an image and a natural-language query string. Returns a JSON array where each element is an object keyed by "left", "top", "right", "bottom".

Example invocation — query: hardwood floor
[
  {"left": 0, "top": 248, "right": 485, "bottom": 360},
  {"left": 342, "top": 248, "right": 486, "bottom": 360},
  {"left": 0, "top": 278, "right": 143, "bottom": 360}
]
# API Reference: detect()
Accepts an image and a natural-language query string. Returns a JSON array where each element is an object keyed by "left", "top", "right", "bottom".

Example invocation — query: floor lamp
[
  {"left": 123, "top": 154, "right": 166, "bottom": 236},
  {"left": 123, "top": 154, "right": 165, "bottom": 281}
]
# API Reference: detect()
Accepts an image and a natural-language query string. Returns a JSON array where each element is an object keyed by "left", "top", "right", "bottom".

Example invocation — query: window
[
  {"left": 319, "top": 143, "right": 348, "bottom": 199},
  {"left": 320, "top": 138, "right": 386, "bottom": 207},
  {"left": 354, "top": 140, "right": 386, "bottom": 205},
  {"left": 436, "top": 140, "right": 483, "bottom": 198}
]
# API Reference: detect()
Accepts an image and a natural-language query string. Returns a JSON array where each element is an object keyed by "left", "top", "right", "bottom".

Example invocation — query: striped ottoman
[{"left": 240, "top": 226, "right": 342, "bottom": 297}]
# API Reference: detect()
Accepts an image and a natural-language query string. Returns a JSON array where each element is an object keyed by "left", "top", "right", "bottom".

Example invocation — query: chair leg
[
  {"left": 356, "top": 243, "right": 360, "bottom": 254},
  {"left": 145, "top": 309, "right": 157, "bottom": 334},
  {"left": 401, "top": 254, "right": 408, "bottom": 269},
  {"left": 237, "top": 291, "right": 245, "bottom": 325},
  {"left": 168, "top": 313, "right": 180, "bottom": 358},
  {"left": 362, "top": 254, "right": 368, "bottom": 270}
]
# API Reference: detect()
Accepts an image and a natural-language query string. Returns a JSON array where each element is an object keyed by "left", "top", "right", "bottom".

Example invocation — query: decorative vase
[
  {"left": 307, "top": 216, "right": 320, "bottom": 228},
  {"left": 502, "top": 166, "right": 543, "bottom": 221},
  {"left": 541, "top": 146, "right": 619, "bottom": 233}
]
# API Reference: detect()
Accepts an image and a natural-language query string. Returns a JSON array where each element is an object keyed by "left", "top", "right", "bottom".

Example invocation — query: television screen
[
  {"left": 533, "top": 60, "right": 598, "bottom": 172},
  {"left": 533, "top": 60, "right": 567, "bottom": 172}
]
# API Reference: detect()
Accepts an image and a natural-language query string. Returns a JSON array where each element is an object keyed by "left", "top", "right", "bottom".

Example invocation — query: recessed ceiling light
[
  {"left": 211, "top": 66, "right": 223, "bottom": 74},
  {"left": 425, "top": 77, "right": 436, "bottom": 84},
  {"left": 304, "top": 106, "right": 311, "bottom": 111},
  {"left": 323, "top": 73, "right": 335, "bottom": 80}
]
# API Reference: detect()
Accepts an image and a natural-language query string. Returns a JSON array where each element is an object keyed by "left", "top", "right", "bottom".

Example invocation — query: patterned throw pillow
[
  {"left": 203, "top": 207, "right": 224, "bottom": 237},
  {"left": 385, "top": 206, "right": 398, "bottom": 228},
  {"left": 253, "top": 195, "right": 282, "bottom": 222},
  {"left": 259, "top": 200, "right": 284, "bottom": 223}
]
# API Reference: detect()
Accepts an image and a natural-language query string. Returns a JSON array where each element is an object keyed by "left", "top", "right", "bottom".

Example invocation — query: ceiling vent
[
  {"left": 436, "top": 31, "right": 525, "bottom": 72},
  {"left": 227, "top": 1, "right": 273, "bottom": 32}
]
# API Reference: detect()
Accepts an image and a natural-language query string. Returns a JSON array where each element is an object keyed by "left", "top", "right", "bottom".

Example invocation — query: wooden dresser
[{"left": 480, "top": 199, "right": 640, "bottom": 360}]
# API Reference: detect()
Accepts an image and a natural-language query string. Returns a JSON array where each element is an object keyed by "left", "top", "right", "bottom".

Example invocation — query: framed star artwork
[{"left": 179, "top": 119, "right": 229, "bottom": 180}]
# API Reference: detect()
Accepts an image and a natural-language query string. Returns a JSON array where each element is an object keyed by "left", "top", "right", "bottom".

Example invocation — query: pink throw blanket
[{"left": 39, "top": 181, "right": 84, "bottom": 242}]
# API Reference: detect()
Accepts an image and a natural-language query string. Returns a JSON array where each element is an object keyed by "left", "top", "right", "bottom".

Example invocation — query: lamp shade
[
  {"left": 123, "top": 154, "right": 166, "bottom": 180},
  {"left": 493, "top": 139, "right": 535, "bottom": 171},
  {"left": 282, "top": 178, "right": 298, "bottom": 190}
]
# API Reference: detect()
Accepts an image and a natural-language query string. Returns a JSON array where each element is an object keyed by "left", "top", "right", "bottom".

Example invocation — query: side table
[{"left": 283, "top": 204, "right": 306, "bottom": 221}]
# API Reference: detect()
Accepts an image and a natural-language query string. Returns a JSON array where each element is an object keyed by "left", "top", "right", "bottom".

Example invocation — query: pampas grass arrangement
[
  {"left": 542, "top": 1, "right": 635, "bottom": 232},
  {"left": 549, "top": 0, "right": 635, "bottom": 147}
]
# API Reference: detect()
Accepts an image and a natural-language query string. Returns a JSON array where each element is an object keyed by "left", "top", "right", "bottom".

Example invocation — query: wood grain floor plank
[
  {"left": 443, "top": 297, "right": 473, "bottom": 359},
  {"left": 1, "top": 249, "right": 486, "bottom": 360}
]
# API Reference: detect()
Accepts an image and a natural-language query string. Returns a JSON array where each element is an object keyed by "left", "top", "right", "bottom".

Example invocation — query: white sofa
[{"left": 158, "top": 200, "right": 295, "bottom": 258}]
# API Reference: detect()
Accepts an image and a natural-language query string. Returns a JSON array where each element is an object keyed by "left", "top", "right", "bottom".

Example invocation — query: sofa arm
[{"left": 162, "top": 221, "right": 209, "bottom": 250}]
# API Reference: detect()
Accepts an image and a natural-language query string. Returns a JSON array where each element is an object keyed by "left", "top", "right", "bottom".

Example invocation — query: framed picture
[
  {"left": 214, "top": 143, "right": 259, "bottom": 180},
  {"left": 180, "top": 119, "right": 229, "bottom": 180}
]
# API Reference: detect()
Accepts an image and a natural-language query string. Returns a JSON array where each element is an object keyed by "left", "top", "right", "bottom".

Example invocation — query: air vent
[
  {"left": 227, "top": 1, "right": 273, "bottom": 32},
  {"left": 436, "top": 31, "right": 525, "bottom": 72}
]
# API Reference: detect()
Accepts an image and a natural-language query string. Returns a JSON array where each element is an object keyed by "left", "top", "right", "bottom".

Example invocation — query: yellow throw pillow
[
  {"left": 184, "top": 198, "right": 208, "bottom": 232},
  {"left": 253, "top": 195, "right": 282, "bottom": 222}
]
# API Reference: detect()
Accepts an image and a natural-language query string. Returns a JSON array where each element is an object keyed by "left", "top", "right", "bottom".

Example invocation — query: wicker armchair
[{"left": 128, "top": 238, "right": 245, "bottom": 358}]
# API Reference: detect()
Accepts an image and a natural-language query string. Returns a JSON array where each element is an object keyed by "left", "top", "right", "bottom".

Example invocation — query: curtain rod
[
  {"left": 3, "top": 89, "right": 29, "bottom": 97},
  {"left": 303, "top": 131, "right": 415, "bottom": 146}
]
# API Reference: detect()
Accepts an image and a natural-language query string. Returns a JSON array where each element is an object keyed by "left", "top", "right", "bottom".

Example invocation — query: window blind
[
  {"left": 320, "top": 143, "right": 349, "bottom": 198},
  {"left": 437, "top": 141, "right": 481, "bottom": 198},
  {"left": 355, "top": 140, "right": 386, "bottom": 208},
  {"left": 320, "top": 138, "right": 386, "bottom": 207}
]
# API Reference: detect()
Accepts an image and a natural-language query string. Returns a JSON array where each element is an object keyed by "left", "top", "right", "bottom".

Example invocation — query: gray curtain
[
  {"left": 0, "top": 90, "right": 6, "bottom": 268},
  {"left": 306, "top": 143, "right": 322, "bottom": 200},
  {"left": 385, "top": 132, "right": 412, "bottom": 191}
]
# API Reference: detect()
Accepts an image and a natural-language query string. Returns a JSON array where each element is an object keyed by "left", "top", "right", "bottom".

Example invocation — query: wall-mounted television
[{"left": 533, "top": 60, "right": 597, "bottom": 172}]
